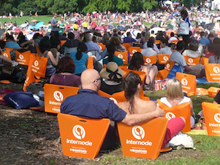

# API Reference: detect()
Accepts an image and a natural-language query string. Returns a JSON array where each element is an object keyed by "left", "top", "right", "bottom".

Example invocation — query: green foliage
[{"left": 0, "top": 0, "right": 201, "bottom": 15}]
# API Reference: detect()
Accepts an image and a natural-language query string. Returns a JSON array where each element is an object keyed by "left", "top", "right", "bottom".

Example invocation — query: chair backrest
[
  {"left": 207, "top": 87, "right": 220, "bottom": 98},
  {"left": 60, "top": 40, "right": 67, "bottom": 46},
  {"left": 176, "top": 72, "right": 196, "bottom": 96},
  {"left": 122, "top": 43, "right": 131, "bottom": 51},
  {"left": 15, "top": 50, "right": 32, "bottom": 65},
  {"left": 143, "top": 55, "right": 157, "bottom": 65},
  {"left": 157, "top": 54, "right": 171, "bottom": 64},
  {"left": 115, "top": 51, "right": 129, "bottom": 65},
  {"left": 155, "top": 61, "right": 175, "bottom": 80},
  {"left": 205, "top": 63, "right": 220, "bottom": 82},
  {"left": 98, "top": 90, "right": 126, "bottom": 104},
  {"left": 157, "top": 100, "right": 191, "bottom": 132},
  {"left": 171, "top": 40, "right": 179, "bottom": 44},
  {"left": 36, "top": 46, "right": 41, "bottom": 54},
  {"left": 44, "top": 84, "right": 79, "bottom": 113},
  {"left": 2, "top": 48, "right": 12, "bottom": 60},
  {"left": 87, "top": 56, "right": 93, "bottom": 69},
  {"left": 155, "top": 40, "right": 161, "bottom": 45},
  {"left": 183, "top": 55, "right": 200, "bottom": 66},
  {"left": 58, "top": 113, "right": 110, "bottom": 159},
  {"left": 118, "top": 117, "right": 168, "bottom": 159},
  {"left": 202, "top": 102, "right": 220, "bottom": 136},
  {"left": 121, "top": 68, "right": 146, "bottom": 82},
  {"left": 200, "top": 57, "right": 208, "bottom": 65},
  {"left": 128, "top": 47, "right": 142, "bottom": 57},
  {"left": 98, "top": 43, "right": 106, "bottom": 52}
]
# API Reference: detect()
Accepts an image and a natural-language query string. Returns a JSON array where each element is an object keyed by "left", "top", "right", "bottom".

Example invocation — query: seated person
[
  {"left": 100, "top": 62, "right": 124, "bottom": 95},
  {"left": 50, "top": 56, "right": 81, "bottom": 87},
  {"left": 141, "top": 40, "right": 157, "bottom": 57},
  {"left": 182, "top": 41, "right": 202, "bottom": 58},
  {"left": 159, "top": 78, "right": 195, "bottom": 128},
  {"left": 85, "top": 33, "right": 101, "bottom": 60},
  {"left": 61, "top": 69, "right": 164, "bottom": 150},
  {"left": 214, "top": 91, "right": 220, "bottom": 104},
  {"left": 62, "top": 32, "right": 80, "bottom": 55},
  {"left": 199, "top": 31, "right": 210, "bottom": 47},
  {"left": 159, "top": 39, "right": 172, "bottom": 54},
  {"left": 209, "top": 44, "right": 220, "bottom": 63},
  {"left": 118, "top": 72, "right": 185, "bottom": 148},
  {"left": 5, "top": 35, "right": 20, "bottom": 49},
  {"left": 143, "top": 37, "right": 159, "bottom": 53},
  {"left": 128, "top": 52, "right": 158, "bottom": 89},
  {"left": 70, "top": 43, "right": 88, "bottom": 76},
  {"left": 110, "top": 36, "right": 126, "bottom": 52},
  {"left": 103, "top": 44, "right": 123, "bottom": 66},
  {"left": 168, "top": 32, "right": 178, "bottom": 43},
  {"left": 123, "top": 32, "right": 136, "bottom": 44}
]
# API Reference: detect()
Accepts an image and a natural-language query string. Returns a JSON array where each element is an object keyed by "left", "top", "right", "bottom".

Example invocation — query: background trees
[{"left": 0, "top": 0, "right": 201, "bottom": 15}]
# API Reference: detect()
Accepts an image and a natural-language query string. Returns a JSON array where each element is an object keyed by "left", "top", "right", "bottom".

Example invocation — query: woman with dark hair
[
  {"left": 103, "top": 44, "right": 123, "bottom": 66},
  {"left": 70, "top": 42, "right": 88, "bottom": 76},
  {"left": 62, "top": 32, "right": 80, "bottom": 55},
  {"left": 50, "top": 56, "right": 81, "bottom": 87},
  {"left": 118, "top": 72, "right": 185, "bottom": 148},
  {"left": 109, "top": 36, "right": 126, "bottom": 52},
  {"left": 39, "top": 36, "right": 60, "bottom": 77},
  {"left": 128, "top": 52, "right": 158, "bottom": 89},
  {"left": 182, "top": 41, "right": 202, "bottom": 58}
]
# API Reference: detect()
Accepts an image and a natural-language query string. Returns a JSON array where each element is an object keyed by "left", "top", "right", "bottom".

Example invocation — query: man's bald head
[{"left": 81, "top": 69, "right": 101, "bottom": 91}]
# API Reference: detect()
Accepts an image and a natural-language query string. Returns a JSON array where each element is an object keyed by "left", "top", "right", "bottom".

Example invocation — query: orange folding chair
[
  {"left": 115, "top": 51, "right": 129, "bottom": 65},
  {"left": 155, "top": 61, "right": 175, "bottom": 80},
  {"left": 155, "top": 40, "right": 161, "bottom": 45},
  {"left": 157, "top": 100, "right": 191, "bottom": 132},
  {"left": 98, "top": 43, "right": 106, "bottom": 52},
  {"left": 171, "top": 40, "right": 179, "bottom": 44},
  {"left": 157, "top": 54, "right": 171, "bottom": 64},
  {"left": 87, "top": 56, "right": 93, "bottom": 69},
  {"left": 118, "top": 117, "right": 168, "bottom": 159},
  {"left": 128, "top": 47, "right": 142, "bottom": 58},
  {"left": 176, "top": 72, "right": 196, "bottom": 96},
  {"left": 202, "top": 102, "right": 220, "bottom": 136},
  {"left": 143, "top": 55, "right": 157, "bottom": 65},
  {"left": 60, "top": 40, "right": 67, "bottom": 46},
  {"left": 183, "top": 56, "right": 200, "bottom": 66},
  {"left": 15, "top": 50, "right": 32, "bottom": 66},
  {"left": 207, "top": 87, "right": 220, "bottom": 98},
  {"left": 44, "top": 84, "right": 79, "bottom": 113},
  {"left": 122, "top": 43, "right": 131, "bottom": 51},
  {"left": 98, "top": 90, "right": 126, "bottom": 104},
  {"left": 58, "top": 113, "right": 110, "bottom": 159},
  {"left": 2, "top": 48, "right": 13, "bottom": 60},
  {"left": 200, "top": 57, "right": 208, "bottom": 65},
  {"left": 204, "top": 63, "right": 220, "bottom": 82}
]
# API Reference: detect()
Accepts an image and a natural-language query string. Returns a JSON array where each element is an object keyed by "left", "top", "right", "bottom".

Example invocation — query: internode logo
[
  {"left": 213, "top": 67, "right": 220, "bottom": 74},
  {"left": 118, "top": 54, "right": 123, "bottom": 59},
  {"left": 146, "top": 58, "right": 151, "bottom": 63},
  {"left": 34, "top": 60, "right": 39, "bottom": 66},
  {"left": 132, "top": 50, "right": 137, "bottom": 54},
  {"left": 163, "top": 56, "right": 168, "bottom": 61},
  {"left": 73, "top": 125, "right": 86, "bottom": 139},
  {"left": 214, "top": 113, "right": 220, "bottom": 123},
  {"left": 132, "top": 126, "right": 145, "bottom": 140},
  {"left": 188, "top": 58, "right": 193, "bottom": 64},
  {"left": 53, "top": 91, "right": 63, "bottom": 102},
  {"left": 165, "top": 64, "right": 170, "bottom": 70},
  {"left": 165, "top": 112, "right": 176, "bottom": 120},
  {"left": 110, "top": 97, "right": 118, "bottom": 104},
  {"left": 181, "top": 78, "right": 188, "bottom": 86},
  {"left": 19, "top": 54, "right": 24, "bottom": 59},
  {"left": 3, "top": 53, "right": 8, "bottom": 57}
]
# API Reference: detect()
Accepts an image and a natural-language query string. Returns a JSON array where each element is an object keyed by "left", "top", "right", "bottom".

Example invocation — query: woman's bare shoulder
[{"left": 118, "top": 101, "right": 129, "bottom": 113}]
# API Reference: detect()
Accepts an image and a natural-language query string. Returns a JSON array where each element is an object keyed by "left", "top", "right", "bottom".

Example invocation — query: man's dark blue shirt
[{"left": 60, "top": 89, "right": 127, "bottom": 122}]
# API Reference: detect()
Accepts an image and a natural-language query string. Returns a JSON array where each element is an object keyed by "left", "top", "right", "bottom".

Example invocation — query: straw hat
[{"left": 100, "top": 62, "right": 124, "bottom": 80}]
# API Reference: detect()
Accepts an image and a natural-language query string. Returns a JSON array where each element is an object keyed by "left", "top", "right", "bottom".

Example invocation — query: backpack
[{"left": 11, "top": 66, "right": 27, "bottom": 83}]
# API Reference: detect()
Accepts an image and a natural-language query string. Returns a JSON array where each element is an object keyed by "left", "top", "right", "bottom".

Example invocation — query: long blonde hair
[{"left": 166, "top": 78, "right": 184, "bottom": 99}]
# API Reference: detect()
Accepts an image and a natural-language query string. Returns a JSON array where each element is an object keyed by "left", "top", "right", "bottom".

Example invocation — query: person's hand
[
  {"left": 12, "top": 61, "right": 18, "bottom": 67},
  {"left": 155, "top": 105, "right": 164, "bottom": 117}
]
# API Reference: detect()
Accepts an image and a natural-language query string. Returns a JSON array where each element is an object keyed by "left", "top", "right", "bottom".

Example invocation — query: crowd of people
[{"left": 0, "top": 8, "right": 220, "bottom": 150}]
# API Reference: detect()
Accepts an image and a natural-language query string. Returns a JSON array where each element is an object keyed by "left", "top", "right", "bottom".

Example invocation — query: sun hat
[{"left": 100, "top": 62, "right": 124, "bottom": 80}]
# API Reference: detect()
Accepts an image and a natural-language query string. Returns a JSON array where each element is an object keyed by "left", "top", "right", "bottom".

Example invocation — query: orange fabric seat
[
  {"left": 98, "top": 43, "right": 106, "bottom": 52},
  {"left": 183, "top": 55, "right": 200, "bottom": 66},
  {"left": 128, "top": 47, "right": 142, "bottom": 58},
  {"left": 58, "top": 113, "right": 110, "bottom": 159},
  {"left": 157, "top": 54, "right": 171, "bottom": 64},
  {"left": 207, "top": 87, "right": 220, "bottom": 98},
  {"left": 115, "top": 51, "right": 129, "bottom": 65},
  {"left": 122, "top": 43, "right": 131, "bottom": 51},
  {"left": 143, "top": 55, "right": 157, "bottom": 65},
  {"left": 171, "top": 40, "right": 179, "bottom": 44},
  {"left": 202, "top": 102, "right": 220, "bottom": 136},
  {"left": 15, "top": 50, "right": 32, "bottom": 66},
  {"left": 118, "top": 117, "right": 168, "bottom": 159},
  {"left": 87, "top": 56, "right": 93, "bottom": 69},
  {"left": 2, "top": 48, "right": 13, "bottom": 60},
  {"left": 204, "top": 63, "right": 220, "bottom": 82},
  {"left": 44, "top": 84, "right": 79, "bottom": 113}
]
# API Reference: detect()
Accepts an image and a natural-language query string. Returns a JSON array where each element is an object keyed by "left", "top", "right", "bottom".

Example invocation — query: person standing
[
  {"left": 178, "top": 9, "right": 190, "bottom": 49},
  {"left": 51, "top": 13, "right": 59, "bottom": 32}
]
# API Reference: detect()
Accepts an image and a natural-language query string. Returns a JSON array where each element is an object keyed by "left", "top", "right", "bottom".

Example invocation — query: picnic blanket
[{"left": 196, "top": 77, "right": 219, "bottom": 84}]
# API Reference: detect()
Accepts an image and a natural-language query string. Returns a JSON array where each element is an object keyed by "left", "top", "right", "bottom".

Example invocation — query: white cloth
[
  {"left": 168, "top": 36, "right": 178, "bottom": 43},
  {"left": 159, "top": 46, "right": 172, "bottom": 54},
  {"left": 182, "top": 50, "right": 201, "bottom": 58},
  {"left": 141, "top": 48, "right": 157, "bottom": 57}
]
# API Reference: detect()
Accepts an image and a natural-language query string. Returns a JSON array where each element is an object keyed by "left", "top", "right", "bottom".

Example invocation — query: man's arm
[{"left": 121, "top": 105, "right": 164, "bottom": 126}]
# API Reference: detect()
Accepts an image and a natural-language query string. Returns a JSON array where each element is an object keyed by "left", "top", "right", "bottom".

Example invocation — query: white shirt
[
  {"left": 182, "top": 50, "right": 201, "bottom": 58},
  {"left": 160, "top": 96, "right": 191, "bottom": 107},
  {"left": 143, "top": 42, "right": 159, "bottom": 53},
  {"left": 141, "top": 48, "right": 157, "bottom": 57},
  {"left": 159, "top": 46, "right": 172, "bottom": 54}
]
